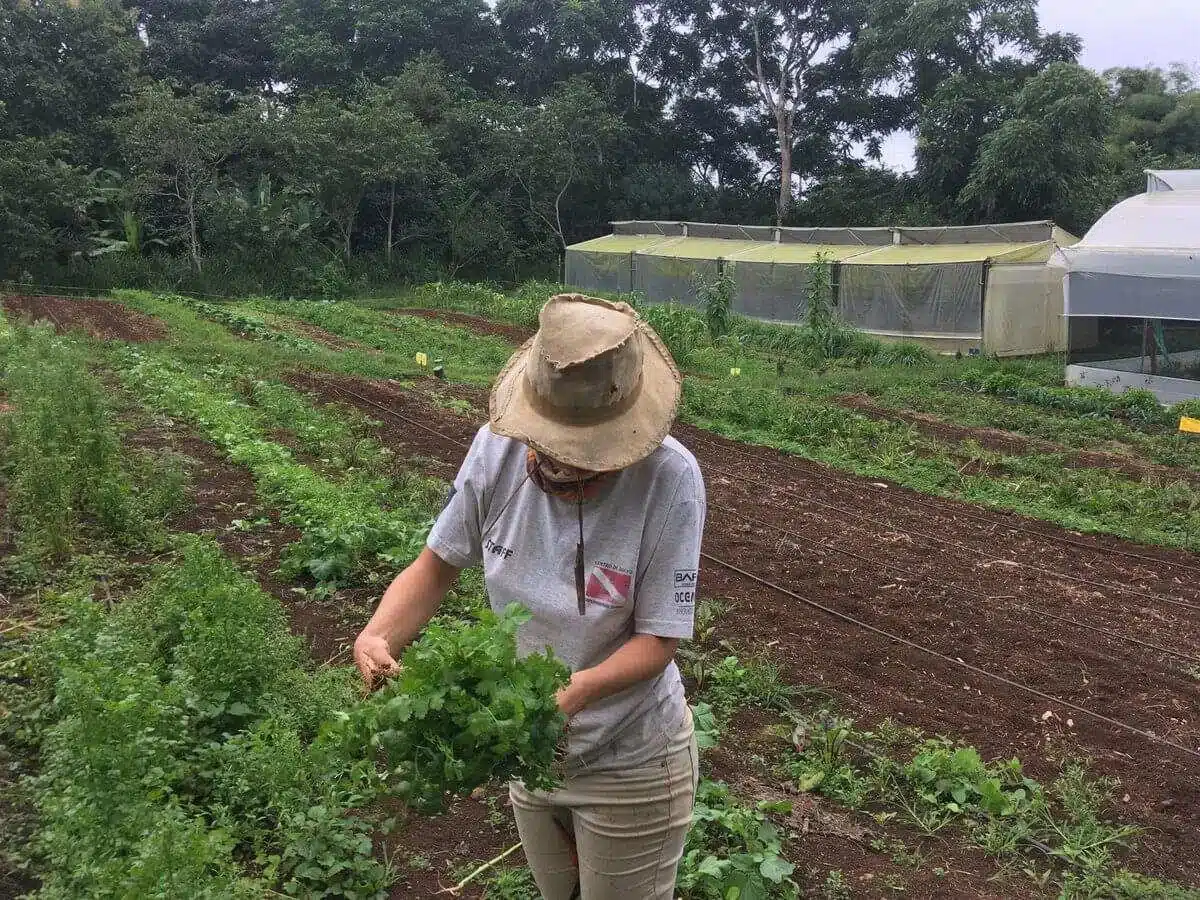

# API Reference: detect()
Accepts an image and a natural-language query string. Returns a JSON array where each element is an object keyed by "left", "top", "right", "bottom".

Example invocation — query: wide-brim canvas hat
[{"left": 489, "top": 293, "right": 682, "bottom": 472}]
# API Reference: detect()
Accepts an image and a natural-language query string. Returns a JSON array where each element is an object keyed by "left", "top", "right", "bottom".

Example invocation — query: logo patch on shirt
[
  {"left": 674, "top": 570, "right": 698, "bottom": 606},
  {"left": 484, "top": 537, "right": 516, "bottom": 560},
  {"left": 584, "top": 563, "right": 633, "bottom": 608}
]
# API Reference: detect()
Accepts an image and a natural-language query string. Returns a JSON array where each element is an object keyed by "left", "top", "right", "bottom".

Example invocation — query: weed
[
  {"left": 804, "top": 253, "right": 835, "bottom": 333},
  {"left": 820, "top": 868, "right": 851, "bottom": 900},
  {"left": 407, "top": 853, "right": 432, "bottom": 872},
  {"left": 481, "top": 866, "right": 540, "bottom": 900},
  {"left": 22, "top": 540, "right": 387, "bottom": 897},
  {"left": 693, "top": 269, "right": 735, "bottom": 341},
  {"left": 0, "top": 324, "right": 162, "bottom": 558},
  {"left": 678, "top": 780, "right": 798, "bottom": 900},
  {"left": 786, "top": 716, "right": 870, "bottom": 808},
  {"left": 703, "top": 653, "right": 794, "bottom": 719}
]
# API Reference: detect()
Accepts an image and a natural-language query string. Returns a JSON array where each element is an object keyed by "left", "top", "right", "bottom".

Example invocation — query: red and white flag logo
[{"left": 584, "top": 564, "right": 632, "bottom": 608}]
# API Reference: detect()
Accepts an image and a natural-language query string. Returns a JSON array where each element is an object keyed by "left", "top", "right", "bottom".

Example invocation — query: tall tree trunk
[
  {"left": 386, "top": 182, "right": 396, "bottom": 268},
  {"left": 186, "top": 192, "right": 202, "bottom": 273},
  {"left": 776, "top": 112, "right": 792, "bottom": 227}
]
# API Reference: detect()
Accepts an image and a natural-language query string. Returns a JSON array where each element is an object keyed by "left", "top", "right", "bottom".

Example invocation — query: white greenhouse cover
[
  {"left": 1050, "top": 191, "right": 1200, "bottom": 320},
  {"left": 1146, "top": 169, "right": 1200, "bottom": 192}
]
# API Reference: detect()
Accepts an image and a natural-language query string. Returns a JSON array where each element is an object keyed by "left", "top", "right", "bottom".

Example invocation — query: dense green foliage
[
  {"left": 332, "top": 605, "right": 569, "bottom": 813},
  {"left": 0, "top": 325, "right": 180, "bottom": 561},
  {"left": 3, "top": 0, "right": 1199, "bottom": 293},
  {"left": 18, "top": 543, "right": 386, "bottom": 899}
]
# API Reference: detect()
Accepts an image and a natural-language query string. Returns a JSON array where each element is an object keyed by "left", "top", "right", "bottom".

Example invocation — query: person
[{"left": 353, "top": 293, "right": 706, "bottom": 900}]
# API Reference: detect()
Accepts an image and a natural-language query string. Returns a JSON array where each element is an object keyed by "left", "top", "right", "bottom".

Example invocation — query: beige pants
[{"left": 510, "top": 714, "right": 699, "bottom": 900}]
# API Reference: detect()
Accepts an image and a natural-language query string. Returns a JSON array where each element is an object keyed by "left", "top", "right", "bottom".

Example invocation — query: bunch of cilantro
[{"left": 331, "top": 604, "right": 570, "bottom": 813}]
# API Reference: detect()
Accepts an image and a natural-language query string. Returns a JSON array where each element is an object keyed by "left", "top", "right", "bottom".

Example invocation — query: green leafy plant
[
  {"left": 821, "top": 869, "right": 852, "bottom": 900},
  {"left": 703, "top": 653, "right": 795, "bottom": 719},
  {"left": 329, "top": 605, "right": 569, "bottom": 813},
  {"left": 678, "top": 780, "right": 798, "bottom": 900},
  {"left": 0, "top": 324, "right": 165, "bottom": 558},
  {"left": 787, "top": 716, "right": 869, "bottom": 807},
  {"left": 693, "top": 269, "right": 736, "bottom": 341},
  {"left": 804, "top": 252, "right": 835, "bottom": 333},
  {"left": 21, "top": 540, "right": 385, "bottom": 898}
]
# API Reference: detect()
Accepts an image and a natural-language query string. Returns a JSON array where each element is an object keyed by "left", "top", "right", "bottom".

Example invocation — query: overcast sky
[{"left": 878, "top": 0, "right": 1200, "bottom": 170}]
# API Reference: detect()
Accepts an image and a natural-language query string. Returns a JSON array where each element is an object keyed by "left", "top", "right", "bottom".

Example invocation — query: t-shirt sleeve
[
  {"left": 425, "top": 427, "right": 489, "bottom": 569},
  {"left": 634, "top": 464, "right": 706, "bottom": 640}
]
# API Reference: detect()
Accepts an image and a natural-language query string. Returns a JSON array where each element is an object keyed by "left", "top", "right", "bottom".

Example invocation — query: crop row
[{"left": 114, "top": 348, "right": 437, "bottom": 589}]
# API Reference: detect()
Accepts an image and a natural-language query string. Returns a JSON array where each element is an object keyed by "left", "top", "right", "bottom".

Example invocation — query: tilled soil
[
  {"left": 396, "top": 308, "right": 534, "bottom": 344},
  {"left": 291, "top": 371, "right": 1200, "bottom": 886},
  {"left": 1, "top": 294, "right": 166, "bottom": 343},
  {"left": 267, "top": 315, "right": 374, "bottom": 352},
  {"left": 128, "top": 422, "right": 352, "bottom": 661},
  {"left": 840, "top": 393, "right": 1200, "bottom": 486}
]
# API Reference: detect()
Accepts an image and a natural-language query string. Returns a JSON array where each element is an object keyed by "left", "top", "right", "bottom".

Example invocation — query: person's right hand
[{"left": 353, "top": 630, "right": 400, "bottom": 690}]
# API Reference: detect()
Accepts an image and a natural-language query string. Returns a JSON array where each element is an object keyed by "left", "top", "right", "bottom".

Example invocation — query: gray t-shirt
[{"left": 427, "top": 425, "right": 705, "bottom": 773}]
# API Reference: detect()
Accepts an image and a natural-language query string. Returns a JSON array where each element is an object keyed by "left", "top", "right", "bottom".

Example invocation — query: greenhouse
[
  {"left": 1052, "top": 185, "right": 1200, "bottom": 404},
  {"left": 565, "top": 220, "right": 1078, "bottom": 356}
]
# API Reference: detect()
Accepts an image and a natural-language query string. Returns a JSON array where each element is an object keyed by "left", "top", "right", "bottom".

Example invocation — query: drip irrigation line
[
  {"left": 1014, "top": 605, "right": 1200, "bottom": 666},
  {"left": 701, "top": 551, "right": 1200, "bottom": 763},
  {"left": 327, "top": 383, "right": 475, "bottom": 454},
  {"left": 683, "top": 426, "right": 1200, "bottom": 579},
  {"left": 708, "top": 500, "right": 1200, "bottom": 668},
  {"left": 697, "top": 446, "right": 1200, "bottom": 616}
]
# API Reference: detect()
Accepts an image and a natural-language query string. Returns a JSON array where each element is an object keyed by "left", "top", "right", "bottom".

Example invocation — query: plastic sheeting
[
  {"left": 685, "top": 223, "right": 776, "bottom": 241},
  {"left": 1146, "top": 170, "right": 1200, "bottom": 192},
  {"left": 632, "top": 253, "right": 719, "bottom": 307},
  {"left": 840, "top": 262, "right": 983, "bottom": 335},
  {"left": 612, "top": 221, "right": 685, "bottom": 236},
  {"left": 565, "top": 250, "right": 633, "bottom": 294},
  {"left": 1066, "top": 271, "right": 1200, "bottom": 320},
  {"left": 983, "top": 264, "right": 1068, "bottom": 356},
  {"left": 897, "top": 222, "right": 1058, "bottom": 245},
  {"left": 730, "top": 261, "right": 817, "bottom": 323},
  {"left": 1051, "top": 191, "right": 1200, "bottom": 321},
  {"left": 778, "top": 226, "right": 893, "bottom": 245}
]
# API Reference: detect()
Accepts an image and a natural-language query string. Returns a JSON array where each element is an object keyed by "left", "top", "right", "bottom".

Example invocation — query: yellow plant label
[
  {"left": 1180, "top": 416, "right": 1200, "bottom": 434},
  {"left": 730, "top": 367, "right": 741, "bottom": 377},
  {"left": 415, "top": 352, "right": 428, "bottom": 367}
]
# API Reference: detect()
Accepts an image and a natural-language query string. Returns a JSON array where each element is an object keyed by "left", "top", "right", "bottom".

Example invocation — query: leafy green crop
[
  {"left": 678, "top": 780, "right": 799, "bottom": 900},
  {"left": 330, "top": 605, "right": 569, "bottom": 813},
  {"left": 165, "top": 294, "right": 323, "bottom": 352},
  {"left": 115, "top": 349, "right": 431, "bottom": 588}
]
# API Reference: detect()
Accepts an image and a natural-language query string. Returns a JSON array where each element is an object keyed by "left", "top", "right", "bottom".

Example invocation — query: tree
[
  {"left": 505, "top": 79, "right": 628, "bottom": 251},
  {"left": 0, "top": 137, "right": 90, "bottom": 277},
  {"left": 281, "top": 88, "right": 436, "bottom": 261},
  {"left": 961, "top": 63, "right": 1112, "bottom": 232},
  {"left": 0, "top": 0, "right": 141, "bottom": 154},
  {"left": 861, "top": 0, "right": 1081, "bottom": 220},
  {"left": 496, "top": 0, "right": 641, "bottom": 100},
  {"left": 274, "top": 0, "right": 504, "bottom": 92},
  {"left": 120, "top": 86, "right": 252, "bottom": 272},
  {"left": 643, "top": 0, "right": 869, "bottom": 226},
  {"left": 131, "top": 0, "right": 280, "bottom": 92}
]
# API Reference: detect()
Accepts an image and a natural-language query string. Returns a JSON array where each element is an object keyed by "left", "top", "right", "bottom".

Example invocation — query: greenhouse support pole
[{"left": 979, "top": 260, "right": 991, "bottom": 353}]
